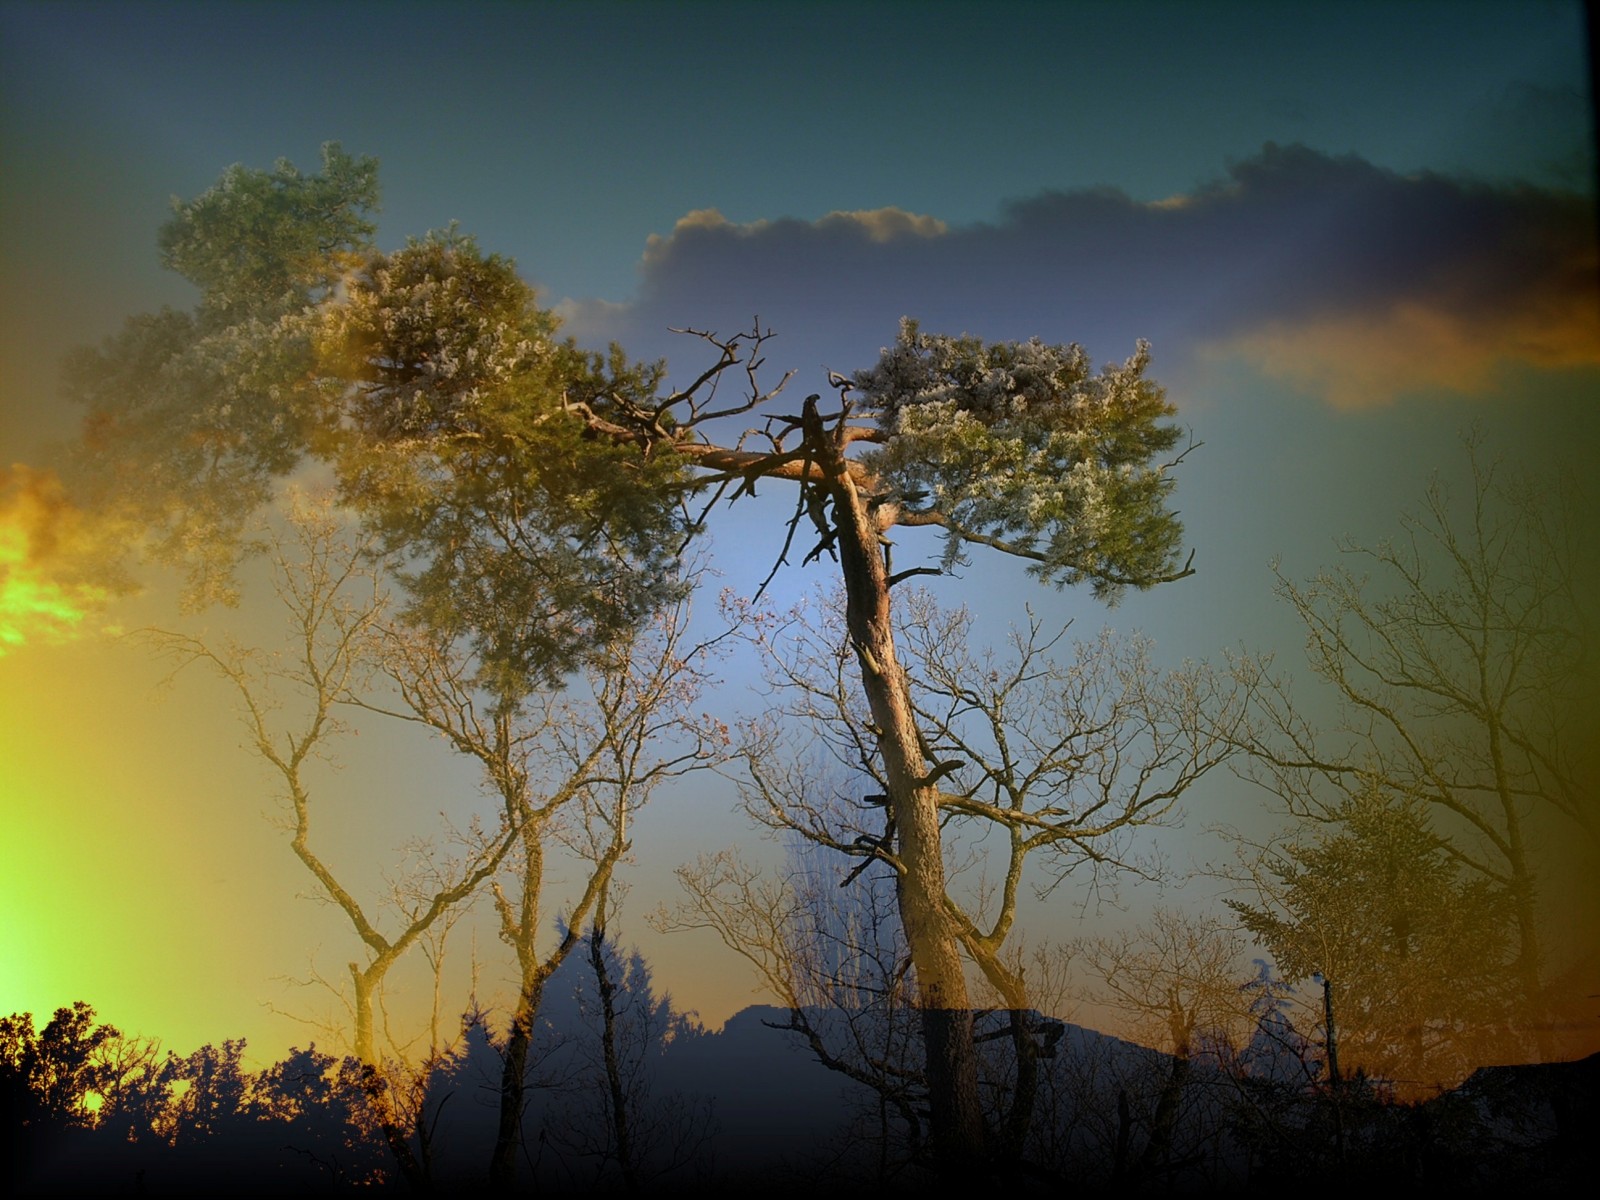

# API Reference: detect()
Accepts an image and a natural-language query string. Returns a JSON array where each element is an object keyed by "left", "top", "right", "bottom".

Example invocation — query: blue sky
[{"left": 1, "top": 0, "right": 1596, "bottom": 1057}]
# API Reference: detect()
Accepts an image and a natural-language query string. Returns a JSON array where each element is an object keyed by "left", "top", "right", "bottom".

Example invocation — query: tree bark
[
  {"left": 590, "top": 890, "right": 640, "bottom": 1191},
  {"left": 489, "top": 994, "right": 540, "bottom": 1189},
  {"left": 1138, "top": 1052, "right": 1191, "bottom": 1180},
  {"left": 489, "top": 838, "right": 546, "bottom": 1190},
  {"left": 820, "top": 421, "right": 988, "bottom": 1172},
  {"left": 351, "top": 968, "right": 429, "bottom": 1190}
]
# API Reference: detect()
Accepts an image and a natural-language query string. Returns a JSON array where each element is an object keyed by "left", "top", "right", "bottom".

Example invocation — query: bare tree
[
  {"left": 676, "top": 587, "right": 1242, "bottom": 1167},
  {"left": 143, "top": 494, "right": 513, "bottom": 1185},
  {"left": 367, "top": 584, "right": 728, "bottom": 1188},
  {"left": 143, "top": 496, "right": 727, "bottom": 1187},
  {"left": 1229, "top": 437, "right": 1594, "bottom": 1054},
  {"left": 657, "top": 844, "right": 930, "bottom": 1180},
  {"left": 540, "top": 885, "right": 715, "bottom": 1192},
  {"left": 1077, "top": 908, "right": 1251, "bottom": 1183}
]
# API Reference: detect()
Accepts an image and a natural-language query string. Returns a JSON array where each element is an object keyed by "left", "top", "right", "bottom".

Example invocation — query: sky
[{"left": 2, "top": 0, "right": 1597, "bottom": 1067}]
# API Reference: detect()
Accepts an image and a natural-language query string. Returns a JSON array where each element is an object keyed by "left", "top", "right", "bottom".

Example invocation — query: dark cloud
[{"left": 562, "top": 145, "right": 1599, "bottom": 408}]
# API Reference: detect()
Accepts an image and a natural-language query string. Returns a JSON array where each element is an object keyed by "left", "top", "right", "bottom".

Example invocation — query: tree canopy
[
  {"left": 67, "top": 146, "right": 687, "bottom": 694},
  {"left": 65, "top": 145, "right": 379, "bottom": 607},
  {"left": 855, "top": 320, "right": 1188, "bottom": 595},
  {"left": 311, "top": 228, "right": 690, "bottom": 694},
  {"left": 63, "top": 144, "right": 1202, "bottom": 1175},
  {"left": 1228, "top": 790, "right": 1515, "bottom": 1089}
]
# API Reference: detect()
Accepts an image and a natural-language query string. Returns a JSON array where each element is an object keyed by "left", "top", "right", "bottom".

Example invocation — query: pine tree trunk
[{"left": 824, "top": 441, "right": 988, "bottom": 1172}]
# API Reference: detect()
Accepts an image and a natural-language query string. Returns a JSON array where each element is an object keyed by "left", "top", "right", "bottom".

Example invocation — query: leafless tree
[
  {"left": 144, "top": 496, "right": 728, "bottom": 1187},
  {"left": 142, "top": 494, "right": 512, "bottom": 1185},
  {"left": 1077, "top": 908, "right": 1251, "bottom": 1183},
  {"left": 538, "top": 882, "right": 716, "bottom": 1192},
  {"left": 366, "top": 578, "right": 729, "bottom": 1188},
  {"left": 1227, "top": 436, "right": 1595, "bottom": 1055},
  {"left": 669, "top": 586, "right": 1243, "bottom": 1167},
  {"left": 657, "top": 844, "right": 931, "bottom": 1180}
]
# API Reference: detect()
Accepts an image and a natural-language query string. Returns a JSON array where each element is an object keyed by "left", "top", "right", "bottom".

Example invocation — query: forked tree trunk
[
  {"left": 351, "top": 968, "right": 429, "bottom": 1190},
  {"left": 1139, "top": 1023, "right": 1193, "bottom": 1181},
  {"left": 983, "top": 964, "right": 1042, "bottom": 1162},
  {"left": 489, "top": 991, "right": 541, "bottom": 1188},
  {"left": 489, "top": 838, "right": 547, "bottom": 1190},
  {"left": 488, "top": 819, "right": 623, "bottom": 1188},
  {"left": 589, "top": 892, "right": 640, "bottom": 1191}
]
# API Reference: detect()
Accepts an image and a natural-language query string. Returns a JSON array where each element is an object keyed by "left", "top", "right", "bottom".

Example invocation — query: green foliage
[
  {"left": 67, "top": 154, "right": 688, "bottom": 692},
  {"left": 0, "top": 1002, "right": 121, "bottom": 1130},
  {"left": 64, "top": 144, "right": 379, "bottom": 608},
  {"left": 316, "top": 229, "right": 691, "bottom": 696},
  {"left": 159, "top": 142, "right": 379, "bottom": 323},
  {"left": 316, "top": 226, "right": 554, "bottom": 441},
  {"left": 1229, "top": 791, "right": 1516, "bottom": 1086},
  {"left": 853, "top": 318, "right": 1186, "bottom": 599}
]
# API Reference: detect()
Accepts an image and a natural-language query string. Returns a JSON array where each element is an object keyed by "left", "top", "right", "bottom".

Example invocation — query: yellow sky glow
[{"left": 0, "top": 466, "right": 114, "bottom": 653}]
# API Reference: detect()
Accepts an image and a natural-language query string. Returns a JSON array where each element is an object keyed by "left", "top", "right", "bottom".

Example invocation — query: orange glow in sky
[{"left": 0, "top": 466, "right": 113, "bottom": 653}]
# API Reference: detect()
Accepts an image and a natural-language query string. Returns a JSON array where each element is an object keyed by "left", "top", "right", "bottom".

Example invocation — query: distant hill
[{"left": 416, "top": 988, "right": 1187, "bottom": 1189}]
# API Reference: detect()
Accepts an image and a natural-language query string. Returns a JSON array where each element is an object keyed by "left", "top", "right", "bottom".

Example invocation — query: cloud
[
  {"left": 562, "top": 145, "right": 1599, "bottom": 409},
  {"left": 817, "top": 208, "right": 949, "bottom": 242},
  {"left": 1221, "top": 291, "right": 1600, "bottom": 412},
  {"left": 0, "top": 464, "right": 122, "bottom": 653},
  {"left": 641, "top": 206, "right": 948, "bottom": 268}
]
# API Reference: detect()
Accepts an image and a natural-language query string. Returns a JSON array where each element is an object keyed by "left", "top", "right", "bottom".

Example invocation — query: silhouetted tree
[
  {"left": 3, "top": 1005, "right": 393, "bottom": 1191},
  {"left": 543, "top": 898, "right": 715, "bottom": 1191},
  {"left": 1, "top": 1003, "right": 122, "bottom": 1186},
  {"left": 368, "top": 583, "right": 725, "bottom": 1188},
  {"left": 656, "top": 844, "right": 930, "bottom": 1179},
  {"left": 1078, "top": 909, "right": 1252, "bottom": 1183},
  {"left": 141, "top": 497, "right": 508, "bottom": 1187}
]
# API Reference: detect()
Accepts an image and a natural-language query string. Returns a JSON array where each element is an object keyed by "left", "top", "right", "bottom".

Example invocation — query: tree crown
[
  {"left": 159, "top": 142, "right": 379, "bottom": 324},
  {"left": 854, "top": 318, "right": 1188, "bottom": 597}
]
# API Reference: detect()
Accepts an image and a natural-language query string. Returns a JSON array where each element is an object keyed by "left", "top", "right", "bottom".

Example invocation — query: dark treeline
[{"left": 6, "top": 969, "right": 1598, "bottom": 1195}]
